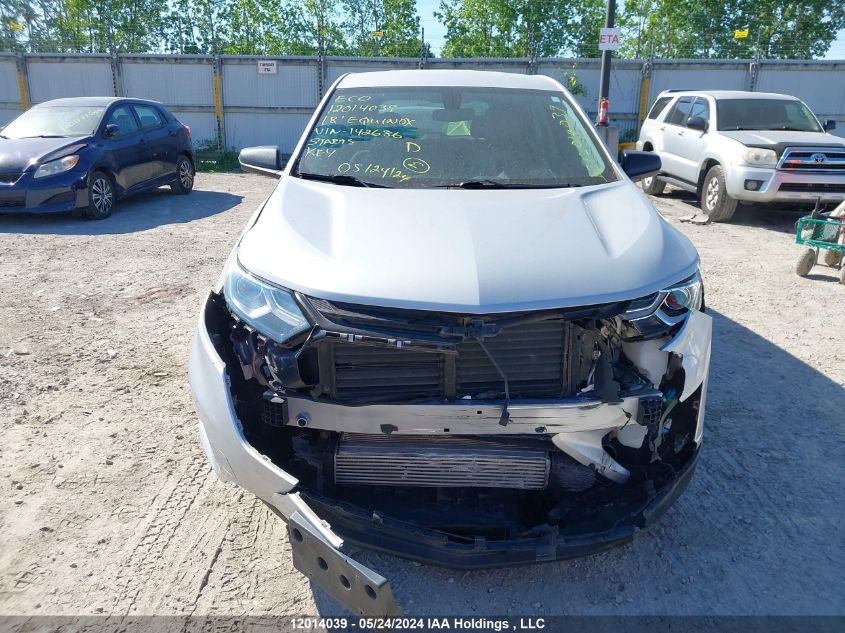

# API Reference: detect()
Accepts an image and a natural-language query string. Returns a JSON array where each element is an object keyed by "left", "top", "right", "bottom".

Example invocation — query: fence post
[
  {"left": 318, "top": 52, "right": 327, "bottom": 99},
  {"left": 15, "top": 52, "right": 30, "bottom": 110},
  {"left": 212, "top": 55, "right": 225, "bottom": 152},
  {"left": 110, "top": 52, "right": 124, "bottom": 97},
  {"left": 637, "top": 59, "right": 652, "bottom": 125}
]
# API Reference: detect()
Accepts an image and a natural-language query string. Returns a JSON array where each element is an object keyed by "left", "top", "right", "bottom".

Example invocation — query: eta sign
[{"left": 598, "top": 27, "right": 622, "bottom": 51}]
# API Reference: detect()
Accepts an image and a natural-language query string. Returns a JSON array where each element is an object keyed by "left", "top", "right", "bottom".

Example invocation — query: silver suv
[{"left": 637, "top": 90, "right": 844, "bottom": 222}]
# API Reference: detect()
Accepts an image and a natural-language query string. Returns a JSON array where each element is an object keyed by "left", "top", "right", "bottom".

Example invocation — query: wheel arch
[
  {"left": 697, "top": 158, "right": 720, "bottom": 195},
  {"left": 89, "top": 164, "right": 122, "bottom": 197}
]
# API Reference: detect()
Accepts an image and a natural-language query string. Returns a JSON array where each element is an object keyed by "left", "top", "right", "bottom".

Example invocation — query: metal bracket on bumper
[{"left": 288, "top": 511, "right": 400, "bottom": 617}]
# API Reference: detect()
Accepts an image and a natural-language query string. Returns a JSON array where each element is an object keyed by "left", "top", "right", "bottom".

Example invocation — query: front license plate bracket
[{"left": 288, "top": 510, "right": 400, "bottom": 617}]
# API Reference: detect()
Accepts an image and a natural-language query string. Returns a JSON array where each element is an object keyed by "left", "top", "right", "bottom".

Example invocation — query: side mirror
[
  {"left": 824, "top": 119, "right": 836, "bottom": 132},
  {"left": 239, "top": 145, "right": 282, "bottom": 177},
  {"left": 620, "top": 150, "right": 661, "bottom": 182},
  {"left": 686, "top": 116, "right": 708, "bottom": 132},
  {"left": 103, "top": 124, "right": 120, "bottom": 138}
]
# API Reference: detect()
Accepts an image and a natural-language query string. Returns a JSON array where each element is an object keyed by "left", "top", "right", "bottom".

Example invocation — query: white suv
[{"left": 637, "top": 90, "right": 845, "bottom": 222}]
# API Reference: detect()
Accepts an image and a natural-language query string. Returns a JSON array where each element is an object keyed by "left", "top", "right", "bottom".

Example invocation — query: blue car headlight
[
  {"left": 224, "top": 260, "right": 310, "bottom": 343},
  {"left": 34, "top": 155, "right": 80, "bottom": 179}
]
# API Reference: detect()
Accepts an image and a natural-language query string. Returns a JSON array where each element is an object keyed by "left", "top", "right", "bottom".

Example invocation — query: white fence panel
[
  {"left": 649, "top": 63, "right": 749, "bottom": 101},
  {"left": 0, "top": 55, "right": 20, "bottom": 125},
  {"left": 122, "top": 57, "right": 214, "bottom": 106},
  {"left": 223, "top": 58, "right": 319, "bottom": 108},
  {"left": 26, "top": 56, "right": 113, "bottom": 103},
  {"left": 225, "top": 111, "right": 312, "bottom": 151}
]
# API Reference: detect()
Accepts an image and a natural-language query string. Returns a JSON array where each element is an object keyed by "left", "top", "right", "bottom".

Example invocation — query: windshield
[
  {"left": 2, "top": 105, "right": 105, "bottom": 139},
  {"left": 295, "top": 87, "right": 617, "bottom": 188},
  {"left": 717, "top": 98, "right": 822, "bottom": 132}
]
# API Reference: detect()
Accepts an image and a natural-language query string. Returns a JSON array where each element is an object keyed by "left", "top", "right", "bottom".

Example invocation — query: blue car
[{"left": 0, "top": 97, "right": 194, "bottom": 219}]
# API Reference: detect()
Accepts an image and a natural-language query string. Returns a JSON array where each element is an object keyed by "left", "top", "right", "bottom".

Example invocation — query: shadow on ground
[
  {"left": 661, "top": 188, "right": 815, "bottom": 234},
  {"left": 308, "top": 309, "right": 845, "bottom": 616},
  {"left": 0, "top": 187, "right": 241, "bottom": 236}
]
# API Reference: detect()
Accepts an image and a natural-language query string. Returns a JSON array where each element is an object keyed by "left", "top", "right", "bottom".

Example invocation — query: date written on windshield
[{"left": 337, "top": 162, "right": 414, "bottom": 182}]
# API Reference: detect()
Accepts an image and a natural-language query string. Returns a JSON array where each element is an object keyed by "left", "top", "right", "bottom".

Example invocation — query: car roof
[
  {"left": 657, "top": 90, "right": 800, "bottom": 101},
  {"left": 337, "top": 69, "right": 562, "bottom": 91},
  {"left": 34, "top": 96, "right": 165, "bottom": 108}
]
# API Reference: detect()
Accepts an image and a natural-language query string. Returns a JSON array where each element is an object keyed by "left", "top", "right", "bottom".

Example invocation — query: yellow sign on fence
[
  {"left": 7, "top": 22, "right": 24, "bottom": 31},
  {"left": 734, "top": 28, "right": 749, "bottom": 39},
  {"left": 371, "top": 31, "right": 384, "bottom": 38}
]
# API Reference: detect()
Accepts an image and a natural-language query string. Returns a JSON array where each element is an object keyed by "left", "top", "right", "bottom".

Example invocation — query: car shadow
[
  {"left": 308, "top": 308, "right": 845, "bottom": 616},
  {"left": 0, "top": 187, "right": 241, "bottom": 236},
  {"left": 659, "top": 187, "right": 814, "bottom": 234}
]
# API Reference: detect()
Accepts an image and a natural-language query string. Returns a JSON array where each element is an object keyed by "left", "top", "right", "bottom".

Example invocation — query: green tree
[
  {"left": 275, "top": 0, "right": 348, "bottom": 55},
  {"left": 343, "top": 0, "right": 420, "bottom": 57},
  {"left": 619, "top": 0, "right": 845, "bottom": 60},
  {"left": 435, "top": 0, "right": 603, "bottom": 58}
]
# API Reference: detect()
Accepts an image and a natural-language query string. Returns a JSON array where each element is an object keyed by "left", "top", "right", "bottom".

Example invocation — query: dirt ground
[{"left": 1, "top": 173, "right": 844, "bottom": 620}]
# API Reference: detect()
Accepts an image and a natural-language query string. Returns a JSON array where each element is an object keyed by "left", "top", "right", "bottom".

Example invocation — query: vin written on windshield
[{"left": 294, "top": 87, "right": 617, "bottom": 189}]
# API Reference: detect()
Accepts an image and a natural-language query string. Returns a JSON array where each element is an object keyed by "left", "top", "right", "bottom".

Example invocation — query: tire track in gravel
[{"left": 106, "top": 451, "right": 219, "bottom": 615}]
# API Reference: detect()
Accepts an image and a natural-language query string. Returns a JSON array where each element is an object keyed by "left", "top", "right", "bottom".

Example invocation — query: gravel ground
[{"left": 1, "top": 173, "right": 844, "bottom": 619}]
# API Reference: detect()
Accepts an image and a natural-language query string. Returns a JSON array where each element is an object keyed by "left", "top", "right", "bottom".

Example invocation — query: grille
[
  {"left": 778, "top": 147, "right": 845, "bottom": 173},
  {"left": 334, "top": 433, "right": 550, "bottom": 489},
  {"left": 328, "top": 319, "right": 569, "bottom": 402},
  {"left": 779, "top": 183, "right": 845, "bottom": 193}
]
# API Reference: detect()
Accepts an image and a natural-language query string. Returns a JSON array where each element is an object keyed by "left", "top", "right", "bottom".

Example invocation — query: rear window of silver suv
[{"left": 647, "top": 96, "right": 673, "bottom": 120}]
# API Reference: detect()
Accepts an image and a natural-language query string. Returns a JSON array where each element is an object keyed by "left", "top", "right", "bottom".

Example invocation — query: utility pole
[{"left": 596, "top": 0, "right": 616, "bottom": 126}]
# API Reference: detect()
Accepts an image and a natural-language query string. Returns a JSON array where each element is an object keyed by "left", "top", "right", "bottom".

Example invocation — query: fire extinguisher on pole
[{"left": 597, "top": 97, "right": 609, "bottom": 126}]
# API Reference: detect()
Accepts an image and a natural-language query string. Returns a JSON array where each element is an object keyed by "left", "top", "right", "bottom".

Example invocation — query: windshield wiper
[
  {"left": 435, "top": 180, "right": 584, "bottom": 189},
  {"left": 296, "top": 172, "right": 389, "bottom": 188},
  {"left": 20, "top": 134, "right": 69, "bottom": 138}
]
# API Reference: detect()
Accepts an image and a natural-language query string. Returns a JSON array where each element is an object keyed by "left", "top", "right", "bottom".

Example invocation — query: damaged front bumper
[{"left": 188, "top": 291, "right": 711, "bottom": 616}]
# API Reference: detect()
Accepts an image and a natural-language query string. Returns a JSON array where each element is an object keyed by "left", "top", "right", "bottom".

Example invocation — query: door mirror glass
[
  {"left": 686, "top": 116, "right": 708, "bottom": 132},
  {"left": 104, "top": 123, "right": 120, "bottom": 138},
  {"left": 824, "top": 119, "right": 836, "bottom": 132},
  {"left": 239, "top": 146, "right": 282, "bottom": 177},
  {"left": 620, "top": 150, "right": 661, "bottom": 181}
]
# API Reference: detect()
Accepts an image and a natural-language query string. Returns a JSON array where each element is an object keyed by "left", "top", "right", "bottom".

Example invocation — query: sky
[{"left": 415, "top": 0, "right": 845, "bottom": 60}]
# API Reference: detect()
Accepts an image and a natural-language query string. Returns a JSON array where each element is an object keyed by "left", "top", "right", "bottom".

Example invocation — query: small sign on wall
[{"left": 257, "top": 60, "right": 277, "bottom": 75}]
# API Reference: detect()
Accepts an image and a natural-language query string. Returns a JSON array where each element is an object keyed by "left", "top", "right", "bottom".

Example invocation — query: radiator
[
  {"left": 330, "top": 319, "right": 569, "bottom": 402},
  {"left": 334, "top": 433, "right": 550, "bottom": 490}
]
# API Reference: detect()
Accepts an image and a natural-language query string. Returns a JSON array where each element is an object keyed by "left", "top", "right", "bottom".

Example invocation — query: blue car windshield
[
  {"left": 2, "top": 106, "right": 106, "bottom": 139},
  {"left": 295, "top": 87, "right": 617, "bottom": 188}
]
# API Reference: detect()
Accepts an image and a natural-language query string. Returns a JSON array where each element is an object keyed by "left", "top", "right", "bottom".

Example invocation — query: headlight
[
  {"left": 740, "top": 147, "right": 777, "bottom": 167},
  {"left": 34, "top": 155, "right": 80, "bottom": 179},
  {"left": 622, "top": 271, "right": 703, "bottom": 338},
  {"left": 224, "top": 260, "right": 310, "bottom": 343}
]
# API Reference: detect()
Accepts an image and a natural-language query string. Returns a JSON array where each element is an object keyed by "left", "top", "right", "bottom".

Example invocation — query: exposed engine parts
[{"left": 208, "top": 291, "right": 702, "bottom": 541}]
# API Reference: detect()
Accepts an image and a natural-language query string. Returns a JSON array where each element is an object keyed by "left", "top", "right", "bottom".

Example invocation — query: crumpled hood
[
  {"left": 237, "top": 177, "right": 699, "bottom": 313},
  {"left": 0, "top": 136, "right": 89, "bottom": 172},
  {"left": 720, "top": 130, "right": 845, "bottom": 151}
]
